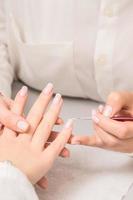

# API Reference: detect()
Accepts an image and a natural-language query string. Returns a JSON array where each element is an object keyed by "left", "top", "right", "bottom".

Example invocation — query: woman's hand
[
  {"left": 70, "top": 91, "right": 133, "bottom": 153},
  {"left": 0, "top": 89, "right": 30, "bottom": 132},
  {"left": 0, "top": 85, "right": 73, "bottom": 185},
  {"left": 0, "top": 85, "right": 63, "bottom": 133}
]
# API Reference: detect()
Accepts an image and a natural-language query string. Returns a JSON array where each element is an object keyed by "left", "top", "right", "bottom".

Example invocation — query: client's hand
[
  {"left": 0, "top": 85, "right": 63, "bottom": 133},
  {"left": 0, "top": 85, "right": 73, "bottom": 186},
  {"left": 71, "top": 92, "right": 133, "bottom": 153},
  {"left": 0, "top": 89, "right": 29, "bottom": 132}
]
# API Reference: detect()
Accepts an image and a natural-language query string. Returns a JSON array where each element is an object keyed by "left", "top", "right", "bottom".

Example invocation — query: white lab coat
[{"left": 0, "top": 0, "right": 133, "bottom": 101}]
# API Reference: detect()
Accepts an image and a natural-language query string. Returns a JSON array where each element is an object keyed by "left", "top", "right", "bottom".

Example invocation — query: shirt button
[
  {"left": 96, "top": 55, "right": 107, "bottom": 65},
  {"left": 104, "top": 7, "right": 114, "bottom": 17}
]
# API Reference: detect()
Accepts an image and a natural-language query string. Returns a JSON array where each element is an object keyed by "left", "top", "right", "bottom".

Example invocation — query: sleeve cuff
[{"left": 0, "top": 161, "right": 39, "bottom": 200}]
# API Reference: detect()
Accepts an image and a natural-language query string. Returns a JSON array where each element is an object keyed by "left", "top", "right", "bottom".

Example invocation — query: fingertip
[
  {"left": 103, "top": 105, "right": 113, "bottom": 118},
  {"left": 98, "top": 105, "right": 104, "bottom": 114}
]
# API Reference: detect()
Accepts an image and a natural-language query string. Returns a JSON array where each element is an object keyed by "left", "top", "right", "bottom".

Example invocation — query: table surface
[{"left": 12, "top": 81, "right": 133, "bottom": 200}]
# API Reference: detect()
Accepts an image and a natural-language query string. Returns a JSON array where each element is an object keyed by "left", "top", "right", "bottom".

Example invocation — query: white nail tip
[
  {"left": 103, "top": 106, "right": 112, "bottom": 117},
  {"left": 43, "top": 83, "right": 53, "bottom": 95},
  {"left": 52, "top": 93, "right": 62, "bottom": 105},
  {"left": 98, "top": 105, "right": 104, "bottom": 113},
  {"left": 19, "top": 86, "right": 28, "bottom": 97}
]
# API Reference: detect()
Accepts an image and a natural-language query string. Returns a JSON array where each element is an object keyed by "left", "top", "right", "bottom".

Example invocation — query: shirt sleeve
[
  {"left": 0, "top": 0, "right": 14, "bottom": 97},
  {"left": 0, "top": 161, "right": 39, "bottom": 200}
]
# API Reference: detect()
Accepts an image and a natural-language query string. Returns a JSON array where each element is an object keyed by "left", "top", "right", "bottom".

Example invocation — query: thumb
[{"left": 103, "top": 92, "right": 132, "bottom": 118}]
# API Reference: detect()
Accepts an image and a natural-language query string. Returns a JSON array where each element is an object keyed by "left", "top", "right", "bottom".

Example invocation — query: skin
[
  {"left": 71, "top": 91, "right": 133, "bottom": 153},
  {"left": 0, "top": 92, "right": 63, "bottom": 131},
  {"left": 0, "top": 86, "right": 73, "bottom": 186},
  {"left": 0, "top": 86, "right": 70, "bottom": 189}
]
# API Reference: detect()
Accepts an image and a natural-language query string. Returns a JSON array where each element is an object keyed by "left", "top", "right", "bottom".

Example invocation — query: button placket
[{"left": 94, "top": 0, "right": 119, "bottom": 100}]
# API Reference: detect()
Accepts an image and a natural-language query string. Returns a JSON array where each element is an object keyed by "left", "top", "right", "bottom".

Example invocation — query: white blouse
[
  {"left": 0, "top": 0, "right": 133, "bottom": 101},
  {"left": 0, "top": 161, "right": 39, "bottom": 200}
]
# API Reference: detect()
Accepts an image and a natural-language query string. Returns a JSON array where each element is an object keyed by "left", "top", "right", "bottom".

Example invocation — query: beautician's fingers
[
  {"left": 102, "top": 91, "right": 133, "bottom": 118},
  {"left": 94, "top": 124, "right": 121, "bottom": 149},
  {"left": 0, "top": 91, "right": 29, "bottom": 133},
  {"left": 42, "top": 119, "right": 73, "bottom": 168},
  {"left": 3, "top": 86, "right": 29, "bottom": 137},
  {"left": 70, "top": 134, "right": 103, "bottom": 147},
  {"left": 26, "top": 83, "right": 53, "bottom": 135},
  {"left": 31, "top": 94, "right": 63, "bottom": 150},
  {"left": 94, "top": 124, "right": 133, "bottom": 153},
  {"left": 11, "top": 86, "right": 28, "bottom": 116},
  {"left": 98, "top": 105, "right": 104, "bottom": 114},
  {"left": 92, "top": 110, "right": 133, "bottom": 139}
]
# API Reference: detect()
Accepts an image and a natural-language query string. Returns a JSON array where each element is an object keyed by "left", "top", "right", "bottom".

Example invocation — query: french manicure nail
[
  {"left": 17, "top": 121, "right": 29, "bottom": 131},
  {"left": 52, "top": 93, "right": 62, "bottom": 105},
  {"left": 43, "top": 83, "right": 53, "bottom": 95},
  {"left": 92, "top": 115, "right": 99, "bottom": 124},
  {"left": 65, "top": 119, "right": 75, "bottom": 129},
  {"left": 103, "top": 105, "right": 112, "bottom": 117},
  {"left": 19, "top": 86, "right": 28, "bottom": 97},
  {"left": 98, "top": 105, "right": 104, "bottom": 113}
]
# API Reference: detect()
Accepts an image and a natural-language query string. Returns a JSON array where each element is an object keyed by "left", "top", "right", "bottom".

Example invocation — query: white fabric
[
  {"left": 0, "top": 161, "right": 39, "bottom": 200},
  {"left": 0, "top": 0, "right": 133, "bottom": 100}
]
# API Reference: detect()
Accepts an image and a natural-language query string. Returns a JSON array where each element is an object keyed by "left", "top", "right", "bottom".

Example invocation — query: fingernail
[
  {"left": 17, "top": 120, "right": 29, "bottom": 131},
  {"left": 43, "top": 83, "right": 53, "bottom": 95},
  {"left": 103, "top": 105, "right": 112, "bottom": 117},
  {"left": 52, "top": 93, "right": 62, "bottom": 105},
  {"left": 92, "top": 115, "right": 99, "bottom": 124},
  {"left": 98, "top": 105, "right": 104, "bottom": 113},
  {"left": 19, "top": 86, "right": 28, "bottom": 97},
  {"left": 65, "top": 119, "right": 74, "bottom": 129}
]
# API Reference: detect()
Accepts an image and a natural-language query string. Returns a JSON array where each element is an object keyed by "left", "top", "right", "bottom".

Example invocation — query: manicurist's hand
[
  {"left": 0, "top": 84, "right": 73, "bottom": 186},
  {"left": 71, "top": 92, "right": 133, "bottom": 153}
]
